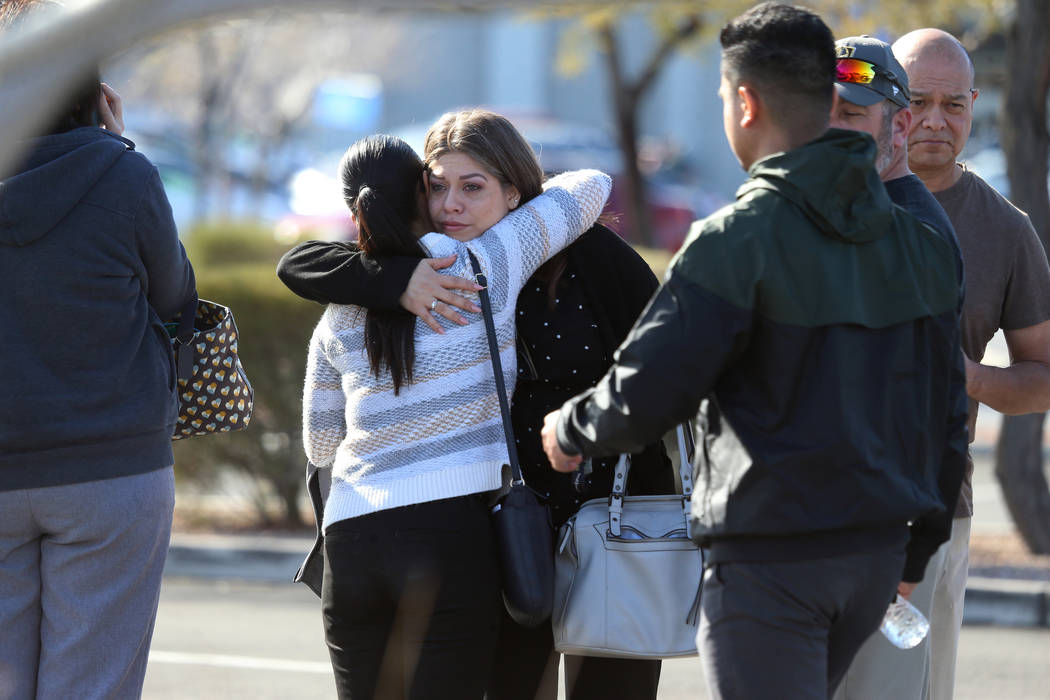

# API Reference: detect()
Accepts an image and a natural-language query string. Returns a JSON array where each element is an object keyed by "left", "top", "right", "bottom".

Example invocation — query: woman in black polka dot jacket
[{"left": 279, "top": 141, "right": 673, "bottom": 700}]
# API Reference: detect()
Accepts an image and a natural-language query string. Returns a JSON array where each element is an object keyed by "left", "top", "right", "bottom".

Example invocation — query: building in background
[{"left": 115, "top": 8, "right": 1003, "bottom": 249}]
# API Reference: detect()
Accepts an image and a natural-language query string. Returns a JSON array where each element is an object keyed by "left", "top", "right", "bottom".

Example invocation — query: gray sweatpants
[{"left": 0, "top": 467, "right": 174, "bottom": 700}]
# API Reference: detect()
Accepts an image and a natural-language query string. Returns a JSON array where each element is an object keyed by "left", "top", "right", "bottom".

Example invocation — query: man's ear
[
  {"left": 738, "top": 83, "right": 760, "bottom": 128},
  {"left": 892, "top": 107, "right": 913, "bottom": 150}
]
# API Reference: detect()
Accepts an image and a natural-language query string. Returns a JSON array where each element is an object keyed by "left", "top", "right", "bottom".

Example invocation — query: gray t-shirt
[{"left": 934, "top": 166, "right": 1050, "bottom": 516}]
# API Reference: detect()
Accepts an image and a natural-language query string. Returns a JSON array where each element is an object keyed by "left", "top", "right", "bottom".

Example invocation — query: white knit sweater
[{"left": 303, "top": 169, "right": 612, "bottom": 531}]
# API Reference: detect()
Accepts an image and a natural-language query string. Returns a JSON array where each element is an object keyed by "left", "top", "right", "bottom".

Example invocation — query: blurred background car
[{"left": 275, "top": 110, "right": 725, "bottom": 250}]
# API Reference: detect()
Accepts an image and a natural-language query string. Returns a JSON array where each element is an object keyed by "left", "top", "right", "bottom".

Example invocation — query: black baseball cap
[{"left": 835, "top": 35, "right": 910, "bottom": 109}]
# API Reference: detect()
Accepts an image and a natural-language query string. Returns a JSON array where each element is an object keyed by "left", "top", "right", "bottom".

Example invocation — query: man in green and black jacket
[{"left": 541, "top": 3, "right": 968, "bottom": 698}]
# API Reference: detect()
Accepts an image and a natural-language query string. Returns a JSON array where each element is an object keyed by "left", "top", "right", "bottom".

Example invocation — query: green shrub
[
  {"left": 182, "top": 219, "right": 299, "bottom": 268},
  {"left": 174, "top": 222, "right": 322, "bottom": 527}
]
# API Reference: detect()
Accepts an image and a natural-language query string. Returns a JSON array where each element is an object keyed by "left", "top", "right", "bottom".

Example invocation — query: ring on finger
[{"left": 430, "top": 299, "right": 438, "bottom": 311}]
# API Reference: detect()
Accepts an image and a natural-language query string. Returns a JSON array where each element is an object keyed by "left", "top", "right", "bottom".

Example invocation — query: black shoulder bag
[{"left": 467, "top": 249, "right": 555, "bottom": 628}]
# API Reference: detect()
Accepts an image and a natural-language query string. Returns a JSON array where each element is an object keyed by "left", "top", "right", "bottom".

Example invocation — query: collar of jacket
[{"left": 738, "top": 128, "right": 896, "bottom": 245}]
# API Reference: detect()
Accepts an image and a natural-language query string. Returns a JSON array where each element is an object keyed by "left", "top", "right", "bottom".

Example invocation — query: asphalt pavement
[{"left": 143, "top": 578, "right": 1050, "bottom": 699}]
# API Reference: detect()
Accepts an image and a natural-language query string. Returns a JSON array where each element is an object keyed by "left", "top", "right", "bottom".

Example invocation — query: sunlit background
[{"left": 3, "top": 0, "right": 1042, "bottom": 530}]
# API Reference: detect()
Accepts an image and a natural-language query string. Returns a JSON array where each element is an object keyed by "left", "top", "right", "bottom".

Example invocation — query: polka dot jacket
[{"left": 510, "top": 226, "right": 674, "bottom": 526}]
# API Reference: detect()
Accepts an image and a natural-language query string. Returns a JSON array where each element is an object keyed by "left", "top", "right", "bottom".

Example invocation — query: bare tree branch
[{"left": 632, "top": 14, "right": 701, "bottom": 101}]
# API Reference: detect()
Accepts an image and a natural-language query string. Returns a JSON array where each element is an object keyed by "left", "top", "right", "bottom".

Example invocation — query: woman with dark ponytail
[
  {"left": 284, "top": 111, "right": 670, "bottom": 700},
  {"left": 301, "top": 130, "right": 610, "bottom": 699},
  {"left": 339, "top": 136, "right": 429, "bottom": 393}
]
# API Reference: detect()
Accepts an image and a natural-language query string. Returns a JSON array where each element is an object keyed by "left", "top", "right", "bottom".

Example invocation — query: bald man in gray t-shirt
[{"left": 894, "top": 28, "right": 1050, "bottom": 700}]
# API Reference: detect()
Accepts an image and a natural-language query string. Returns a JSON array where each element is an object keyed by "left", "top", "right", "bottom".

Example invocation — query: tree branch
[
  {"left": 596, "top": 20, "right": 627, "bottom": 107},
  {"left": 631, "top": 14, "right": 702, "bottom": 101}
]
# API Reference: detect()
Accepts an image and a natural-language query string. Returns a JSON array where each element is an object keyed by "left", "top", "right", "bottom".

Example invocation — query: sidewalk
[{"left": 166, "top": 531, "right": 311, "bottom": 584}]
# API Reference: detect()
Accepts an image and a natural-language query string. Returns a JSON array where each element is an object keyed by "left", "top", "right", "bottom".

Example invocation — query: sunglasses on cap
[{"left": 836, "top": 58, "right": 880, "bottom": 85}]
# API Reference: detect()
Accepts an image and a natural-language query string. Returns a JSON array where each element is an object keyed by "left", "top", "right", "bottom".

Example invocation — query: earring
[{"left": 510, "top": 197, "right": 519, "bottom": 209}]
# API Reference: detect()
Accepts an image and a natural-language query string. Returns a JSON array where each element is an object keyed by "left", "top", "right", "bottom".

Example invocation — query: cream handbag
[{"left": 552, "top": 425, "right": 704, "bottom": 659}]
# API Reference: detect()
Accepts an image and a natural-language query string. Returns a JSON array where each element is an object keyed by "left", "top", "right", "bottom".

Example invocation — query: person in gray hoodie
[{"left": 0, "top": 3, "right": 196, "bottom": 697}]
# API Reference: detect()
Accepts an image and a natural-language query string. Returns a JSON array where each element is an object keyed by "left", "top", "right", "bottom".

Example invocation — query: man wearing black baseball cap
[
  {"left": 832, "top": 35, "right": 913, "bottom": 177},
  {"left": 836, "top": 35, "right": 910, "bottom": 107},
  {"left": 832, "top": 34, "right": 962, "bottom": 317},
  {"left": 830, "top": 35, "right": 966, "bottom": 700}
]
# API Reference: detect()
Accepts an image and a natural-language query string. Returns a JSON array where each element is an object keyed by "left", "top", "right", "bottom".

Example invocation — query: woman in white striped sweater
[{"left": 302, "top": 121, "right": 610, "bottom": 699}]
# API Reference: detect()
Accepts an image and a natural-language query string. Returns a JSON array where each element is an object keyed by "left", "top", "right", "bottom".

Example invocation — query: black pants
[
  {"left": 698, "top": 545, "right": 906, "bottom": 700},
  {"left": 322, "top": 495, "right": 502, "bottom": 700},
  {"left": 486, "top": 605, "right": 661, "bottom": 700}
]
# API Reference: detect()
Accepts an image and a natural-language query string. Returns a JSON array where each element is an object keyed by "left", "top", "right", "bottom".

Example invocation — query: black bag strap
[
  {"left": 172, "top": 294, "right": 199, "bottom": 380},
  {"left": 466, "top": 249, "right": 524, "bottom": 486}
]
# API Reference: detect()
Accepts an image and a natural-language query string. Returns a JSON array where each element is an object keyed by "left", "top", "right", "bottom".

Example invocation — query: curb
[
  {"left": 165, "top": 533, "right": 311, "bottom": 584},
  {"left": 964, "top": 577, "right": 1050, "bottom": 628}
]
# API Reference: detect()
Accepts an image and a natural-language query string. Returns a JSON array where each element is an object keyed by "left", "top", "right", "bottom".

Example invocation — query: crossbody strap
[{"left": 466, "top": 249, "right": 524, "bottom": 485}]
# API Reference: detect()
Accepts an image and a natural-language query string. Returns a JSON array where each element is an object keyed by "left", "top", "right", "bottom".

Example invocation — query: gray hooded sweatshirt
[{"left": 0, "top": 127, "right": 195, "bottom": 490}]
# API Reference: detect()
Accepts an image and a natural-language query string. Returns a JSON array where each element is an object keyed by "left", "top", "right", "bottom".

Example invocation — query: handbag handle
[
  {"left": 466, "top": 249, "right": 525, "bottom": 486},
  {"left": 608, "top": 423, "right": 695, "bottom": 537}
]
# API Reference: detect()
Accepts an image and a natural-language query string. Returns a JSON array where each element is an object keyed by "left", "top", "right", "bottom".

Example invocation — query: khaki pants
[{"left": 929, "top": 516, "right": 970, "bottom": 700}]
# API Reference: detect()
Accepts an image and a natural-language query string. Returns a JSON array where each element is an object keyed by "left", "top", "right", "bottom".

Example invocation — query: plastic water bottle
[{"left": 879, "top": 595, "right": 930, "bottom": 649}]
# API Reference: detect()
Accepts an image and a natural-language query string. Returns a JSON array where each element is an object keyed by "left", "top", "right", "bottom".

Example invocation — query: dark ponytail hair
[{"left": 339, "top": 135, "right": 428, "bottom": 394}]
